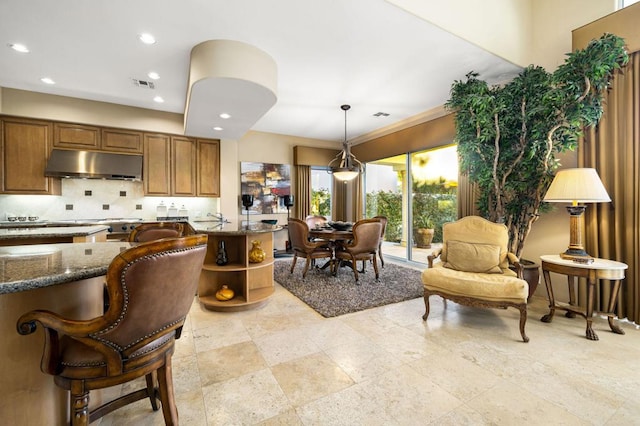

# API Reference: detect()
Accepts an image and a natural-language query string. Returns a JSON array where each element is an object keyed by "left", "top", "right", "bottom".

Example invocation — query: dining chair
[
  {"left": 288, "top": 218, "right": 333, "bottom": 278},
  {"left": 128, "top": 221, "right": 193, "bottom": 242},
  {"left": 304, "top": 215, "right": 328, "bottom": 230},
  {"left": 17, "top": 235, "right": 208, "bottom": 425},
  {"left": 333, "top": 218, "right": 383, "bottom": 282}
]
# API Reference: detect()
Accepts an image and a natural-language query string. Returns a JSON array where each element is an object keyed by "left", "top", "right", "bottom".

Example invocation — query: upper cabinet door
[
  {"left": 53, "top": 122, "right": 100, "bottom": 150},
  {"left": 143, "top": 133, "right": 171, "bottom": 196},
  {"left": 171, "top": 136, "right": 196, "bottom": 196},
  {"left": 101, "top": 128, "right": 143, "bottom": 153},
  {"left": 197, "top": 139, "right": 220, "bottom": 197},
  {"left": 1, "top": 117, "right": 61, "bottom": 195}
]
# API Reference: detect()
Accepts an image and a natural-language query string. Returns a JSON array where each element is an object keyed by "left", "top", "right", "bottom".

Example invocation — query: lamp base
[{"left": 560, "top": 249, "right": 594, "bottom": 264}]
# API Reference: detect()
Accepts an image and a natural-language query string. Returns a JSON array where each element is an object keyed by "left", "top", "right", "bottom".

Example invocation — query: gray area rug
[{"left": 274, "top": 259, "right": 424, "bottom": 317}]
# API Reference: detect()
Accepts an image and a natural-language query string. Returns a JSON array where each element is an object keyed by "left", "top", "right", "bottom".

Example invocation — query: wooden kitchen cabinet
[
  {"left": 143, "top": 133, "right": 171, "bottom": 195},
  {"left": 1, "top": 117, "right": 61, "bottom": 195},
  {"left": 171, "top": 136, "right": 196, "bottom": 196},
  {"left": 101, "top": 128, "right": 143, "bottom": 154},
  {"left": 197, "top": 139, "right": 220, "bottom": 197},
  {"left": 54, "top": 123, "right": 143, "bottom": 154},
  {"left": 53, "top": 122, "right": 100, "bottom": 150},
  {"left": 144, "top": 134, "right": 197, "bottom": 196}
]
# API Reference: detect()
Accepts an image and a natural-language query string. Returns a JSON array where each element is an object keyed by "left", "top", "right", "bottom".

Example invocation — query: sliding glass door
[{"left": 365, "top": 145, "right": 458, "bottom": 264}]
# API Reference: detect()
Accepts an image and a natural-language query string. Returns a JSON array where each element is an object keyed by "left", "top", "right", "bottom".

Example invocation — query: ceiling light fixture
[
  {"left": 328, "top": 104, "right": 363, "bottom": 181},
  {"left": 219, "top": 113, "right": 231, "bottom": 119},
  {"left": 147, "top": 71, "right": 160, "bottom": 80},
  {"left": 213, "top": 126, "right": 223, "bottom": 131},
  {"left": 8, "top": 43, "right": 29, "bottom": 53},
  {"left": 40, "top": 77, "right": 55, "bottom": 85},
  {"left": 153, "top": 96, "right": 164, "bottom": 103},
  {"left": 138, "top": 33, "right": 156, "bottom": 45}
]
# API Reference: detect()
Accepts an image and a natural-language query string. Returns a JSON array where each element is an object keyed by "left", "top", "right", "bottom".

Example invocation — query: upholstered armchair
[
  {"left": 421, "top": 216, "right": 530, "bottom": 342},
  {"left": 17, "top": 235, "right": 208, "bottom": 425}
]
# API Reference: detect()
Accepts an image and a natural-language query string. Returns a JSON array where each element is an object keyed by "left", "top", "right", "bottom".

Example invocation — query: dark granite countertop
[
  {"left": 0, "top": 241, "right": 132, "bottom": 295},
  {"left": 190, "top": 221, "right": 282, "bottom": 235},
  {"left": 0, "top": 225, "right": 109, "bottom": 240}
]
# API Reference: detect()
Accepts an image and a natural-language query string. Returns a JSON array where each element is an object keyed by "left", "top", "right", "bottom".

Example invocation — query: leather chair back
[
  {"left": 101, "top": 235, "right": 207, "bottom": 352},
  {"left": 305, "top": 215, "right": 327, "bottom": 230},
  {"left": 347, "top": 219, "right": 383, "bottom": 255},
  {"left": 289, "top": 218, "right": 312, "bottom": 253},
  {"left": 128, "top": 221, "right": 190, "bottom": 242}
]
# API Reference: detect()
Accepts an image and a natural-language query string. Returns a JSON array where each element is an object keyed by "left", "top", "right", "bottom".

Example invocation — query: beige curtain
[
  {"left": 294, "top": 165, "right": 311, "bottom": 220},
  {"left": 580, "top": 51, "right": 640, "bottom": 323},
  {"left": 330, "top": 173, "right": 363, "bottom": 222},
  {"left": 457, "top": 170, "right": 479, "bottom": 218}
]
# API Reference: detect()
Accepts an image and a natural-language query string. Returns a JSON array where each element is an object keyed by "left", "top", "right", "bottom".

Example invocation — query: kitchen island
[
  {"left": 0, "top": 241, "right": 132, "bottom": 424},
  {"left": 191, "top": 221, "right": 282, "bottom": 311},
  {"left": 0, "top": 224, "right": 109, "bottom": 246}
]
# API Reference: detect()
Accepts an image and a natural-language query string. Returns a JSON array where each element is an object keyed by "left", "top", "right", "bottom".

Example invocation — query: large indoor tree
[{"left": 446, "top": 33, "right": 628, "bottom": 257}]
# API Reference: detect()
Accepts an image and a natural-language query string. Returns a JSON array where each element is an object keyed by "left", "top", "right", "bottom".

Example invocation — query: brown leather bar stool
[
  {"left": 17, "top": 235, "right": 208, "bottom": 425},
  {"left": 128, "top": 221, "right": 192, "bottom": 242}
]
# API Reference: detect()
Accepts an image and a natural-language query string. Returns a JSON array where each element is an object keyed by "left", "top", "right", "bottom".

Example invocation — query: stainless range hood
[{"left": 45, "top": 149, "right": 143, "bottom": 181}]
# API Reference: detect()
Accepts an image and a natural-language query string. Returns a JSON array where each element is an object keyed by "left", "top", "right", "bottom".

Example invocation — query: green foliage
[
  {"left": 412, "top": 180, "right": 457, "bottom": 242},
  {"left": 366, "top": 191, "right": 402, "bottom": 242},
  {"left": 311, "top": 188, "right": 331, "bottom": 217},
  {"left": 445, "top": 33, "right": 628, "bottom": 256},
  {"left": 367, "top": 181, "right": 457, "bottom": 244}
]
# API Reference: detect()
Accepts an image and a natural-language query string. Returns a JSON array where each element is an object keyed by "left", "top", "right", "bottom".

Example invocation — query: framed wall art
[{"left": 240, "top": 162, "right": 291, "bottom": 214}]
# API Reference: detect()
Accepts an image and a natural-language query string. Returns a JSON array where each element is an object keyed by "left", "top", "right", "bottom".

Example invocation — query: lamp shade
[{"left": 543, "top": 168, "right": 611, "bottom": 203}]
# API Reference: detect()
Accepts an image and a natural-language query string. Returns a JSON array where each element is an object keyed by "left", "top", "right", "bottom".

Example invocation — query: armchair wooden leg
[
  {"left": 422, "top": 294, "right": 431, "bottom": 321},
  {"left": 290, "top": 255, "right": 298, "bottom": 274},
  {"left": 157, "top": 357, "right": 179, "bottom": 426},
  {"left": 518, "top": 305, "right": 529, "bottom": 343},
  {"left": 70, "top": 382, "right": 90, "bottom": 426}
]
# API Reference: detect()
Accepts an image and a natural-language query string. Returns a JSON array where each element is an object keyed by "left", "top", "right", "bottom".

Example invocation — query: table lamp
[{"left": 543, "top": 168, "right": 610, "bottom": 264}]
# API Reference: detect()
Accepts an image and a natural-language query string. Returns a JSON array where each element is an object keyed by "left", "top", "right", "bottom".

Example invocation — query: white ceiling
[{"left": 0, "top": 0, "right": 522, "bottom": 142}]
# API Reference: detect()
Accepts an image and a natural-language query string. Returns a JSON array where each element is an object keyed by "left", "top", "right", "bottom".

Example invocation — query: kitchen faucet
[{"left": 207, "top": 212, "right": 228, "bottom": 223}]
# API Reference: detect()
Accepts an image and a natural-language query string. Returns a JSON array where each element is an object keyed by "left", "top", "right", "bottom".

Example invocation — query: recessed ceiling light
[
  {"left": 147, "top": 71, "right": 160, "bottom": 80},
  {"left": 40, "top": 77, "right": 55, "bottom": 85},
  {"left": 153, "top": 96, "right": 164, "bottom": 103},
  {"left": 138, "top": 33, "right": 156, "bottom": 45},
  {"left": 219, "top": 113, "right": 231, "bottom": 119},
  {"left": 213, "top": 126, "right": 223, "bottom": 131},
  {"left": 8, "top": 43, "right": 29, "bottom": 53}
]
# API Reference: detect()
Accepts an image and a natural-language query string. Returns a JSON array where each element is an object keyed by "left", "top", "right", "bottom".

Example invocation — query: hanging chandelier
[{"left": 328, "top": 104, "right": 363, "bottom": 181}]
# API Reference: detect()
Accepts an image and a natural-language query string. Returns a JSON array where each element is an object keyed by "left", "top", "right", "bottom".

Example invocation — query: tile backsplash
[{"left": 0, "top": 179, "right": 219, "bottom": 221}]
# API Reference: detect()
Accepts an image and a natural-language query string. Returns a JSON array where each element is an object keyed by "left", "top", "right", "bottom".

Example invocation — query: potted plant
[
  {"left": 413, "top": 213, "right": 435, "bottom": 248},
  {"left": 445, "top": 33, "right": 628, "bottom": 296}
]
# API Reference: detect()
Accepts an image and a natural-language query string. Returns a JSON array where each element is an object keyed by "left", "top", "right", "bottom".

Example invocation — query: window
[{"left": 311, "top": 167, "right": 332, "bottom": 219}]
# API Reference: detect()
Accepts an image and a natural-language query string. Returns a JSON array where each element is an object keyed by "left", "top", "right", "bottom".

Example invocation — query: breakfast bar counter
[
  {"left": 0, "top": 241, "right": 132, "bottom": 424},
  {"left": 0, "top": 224, "right": 109, "bottom": 246}
]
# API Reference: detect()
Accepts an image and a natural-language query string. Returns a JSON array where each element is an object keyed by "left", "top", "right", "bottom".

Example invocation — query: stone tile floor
[{"left": 99, "top": 260, "right": 640, "bottom": 425}]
